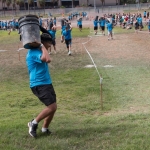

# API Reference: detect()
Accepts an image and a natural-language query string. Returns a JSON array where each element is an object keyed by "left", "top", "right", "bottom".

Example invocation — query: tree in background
[
  {"left": 6, "top": 0, "right": 11, "bottom": 9},
  {"left": 16, "top": 0, "right": 24, "bottom": 9},
  {"left": 116, "top": 0, "right": 120, "bottom": 4},
  {"left": 101, "top": 0, "right": 105, "bottom": 6},
  {"left": 38, "top": 0, "right": 44, "bottom": 7},
  {"left": 38, "top": 0, "right": 45, "bottom": 14},
  {"left": 2, "top": 0, "right": 6, "bottom": 15},
  {"left": 87, "top": 0, "right": 89, "bottom": 6},
  {"left": 27, "top": 0, "right": 34, "bottom": 13},
  {"left": 52, "top": 0, "right": 57, "bottom": 8}
]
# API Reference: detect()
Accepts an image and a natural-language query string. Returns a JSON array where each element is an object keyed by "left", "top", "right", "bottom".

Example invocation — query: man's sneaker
[
  {"left": 68, "top": 51, "right": 71, "bottom": 56},
  {"left": 28, "top": 121, "right": 38, "bottom": 138},
  {"left": 42, "top": 129, "right": 52, "bottom": 135}
]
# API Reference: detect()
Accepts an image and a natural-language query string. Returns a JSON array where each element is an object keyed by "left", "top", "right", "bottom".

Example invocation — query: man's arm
[
  {"left": 69, "top": 24, "right": 72, "bottom": 30},
  {"left": 40, "top": 44, "right": 51, "bottom": 63}
]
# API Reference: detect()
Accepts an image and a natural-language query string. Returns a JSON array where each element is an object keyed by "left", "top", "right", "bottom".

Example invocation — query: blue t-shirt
[
  {"left": 48, "top": 30, "right": 56, "bottom": 39},
  {"left": 138, "top": 17, "right": 142, "bottom": 23},
  {"left": 107, "top": 23, "right": 113, "bottom": 31},
  {"left": 11, "top": 21, "right": 15, "bottom": 27},
  {"left": 148, "top": 21, "right": 150, "bottom": 29},
  {"left": 144, "top": 12, "right": 146, "bottom": 16},
  {"left": 4, "top": 22, "right": 7, "bottom": 27},
  {"left": 15, "top": 22, "right": 18, "bottom": 27},
  {"left": 61, "top": 25, "right": 66, "bottom": 31},
  {"left": 1, "top": 22, "right": 4, "bottom": 27},
  {"left": 77, "top": 19, "right": 82, "bottom": 26},
  {"left": 26, "top": 49, "right": 52, "bottom": 88},
  {"left": 63, "top": 29, "right": 72, "bottom": 40},
  {"left": 39, "top": 19, "right": 42, "bottom": 26},
  {"left": 100, "top": 19, "right": 105, "bottom": 27},
  {"left": 53, "top": 19, "right": 56, "bottom": 25},
  {"left": 93, "top": 20, "right": 98, "bottom": 27},
  {"left": 137, "top": 17, "right": 142, "bottom": 24}
]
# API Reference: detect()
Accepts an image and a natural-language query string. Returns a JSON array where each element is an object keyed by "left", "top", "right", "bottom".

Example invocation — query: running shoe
[{"left": 28, "top": 120, "right": 38, "bottom": 138}]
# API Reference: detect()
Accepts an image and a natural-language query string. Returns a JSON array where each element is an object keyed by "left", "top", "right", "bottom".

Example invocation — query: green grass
[{"left": 1, "top": 27, "right": 150, "bottom": 150}]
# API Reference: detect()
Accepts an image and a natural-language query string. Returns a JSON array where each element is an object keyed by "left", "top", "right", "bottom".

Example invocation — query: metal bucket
[{"left": 18, "top": 15, "right": 41, "bottom": 49}]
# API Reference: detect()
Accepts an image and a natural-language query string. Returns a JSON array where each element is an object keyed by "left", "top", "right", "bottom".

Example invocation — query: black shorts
[
  {"left": 65, "top": 39, "right": 72, "bottom": 48},
  {"left": 52, "top": 39, "right": 56, "bottom": 46},
  {"left": 101, "top": 26, "right": 105, "bottom": 31},
  {"left": 79, "top": 25, "right": 82, "bottom": 29},
  {"left": 144, "top": 16, "right": 146, "bottom": 18},
  {"left": 31, "top": 84, "right": 56, "bottom": 106},
  {"left": 139, "top": 23, "right": 142, "bottom": 27},
  {"left": 94, "top": 26, "right": 98, "bottom": 30}
]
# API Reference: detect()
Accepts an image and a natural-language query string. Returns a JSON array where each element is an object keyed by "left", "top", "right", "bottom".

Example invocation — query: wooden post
[{"left": 100, "top": 76, "right": 103, "bottom": 110}]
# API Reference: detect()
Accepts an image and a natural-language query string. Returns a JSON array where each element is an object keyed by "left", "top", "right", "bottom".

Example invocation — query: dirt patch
[{"left": 82, "top": 33, "right": 150, "bottom": 65}]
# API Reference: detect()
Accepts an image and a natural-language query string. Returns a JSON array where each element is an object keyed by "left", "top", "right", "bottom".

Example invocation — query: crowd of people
[
  {"left": 92, "top": 11, "right": 150, "bottom": 40},
  {"left": 0, "top": 19, "right": 19, "bottom": 30},
  {"left": 37, "top": 11, "right": 88, "bottom": 55},
  {"left": 1, "top": 10, "right": 150, "bottom": 54}
]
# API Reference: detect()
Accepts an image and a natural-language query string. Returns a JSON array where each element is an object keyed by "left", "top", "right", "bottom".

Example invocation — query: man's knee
[{"left": 48, "top": 102, "right": 57, "bottom": 113}]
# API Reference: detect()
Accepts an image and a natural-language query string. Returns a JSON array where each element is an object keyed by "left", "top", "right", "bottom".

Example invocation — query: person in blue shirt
[
  {"left": 144, "top": 11, "right": 147, "bottom": 21},
  {"left": 48, "top": 24, "right": 57, "bottom": 54},
  {"left": 134, "top": 20, "right": 139, "bottom": 33},
  {"left": 99, "top": 16, "right": 106, "bottom": 35},
  {"left": 15, "top": 20, "right": 19, "bottom": 30},
  {"left": 77, "top": 17, "right": 82, "bottom": 32},
  {"left": 4, "top": 21, "right": 7, "bottom": 30},
  {"left": 1, "top": 21, "right": 4, "bottom": 29},
  {"left": 62, "top": 24, "right": 72, "bottom": 55},
  {"left": 53, "top": 17, "right": 56, "bottom": 26},
  {"left": 47, "top": 18, "right": 53, "bottom": 30},
  {"left": 106, "top": 18, "right": 113, "bottom": 40},
  {"left": 11, "top": 20, "right": 15, "bottom": 30},
  {"left": 61, "top": 18, "right": 66, "bottom": 43},
  {"left": 93, "top": 16, "right": 99, "bottom": 35},
  {"left": 0, "top": 21, "right": 1, "bottom": 29},
  {"left": 148, "top": 19, "right": 150, "bottom": 33},
  {"left": 26, "top": 33, "right": 57, "bottom": 138},
  {"left": 137, "top": 14, "right": 143, "bottom": 31},
  {"left": 39, "top": 18, "right": 42, "bottom": 26}
]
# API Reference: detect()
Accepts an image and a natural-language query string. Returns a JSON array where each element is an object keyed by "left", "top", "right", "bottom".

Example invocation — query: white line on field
[{"left": 82, "top": 35, "right": 102, "bottom": 82}]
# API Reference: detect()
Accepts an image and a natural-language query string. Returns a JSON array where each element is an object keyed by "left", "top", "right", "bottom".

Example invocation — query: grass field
[{"left": 1, "top": 26, "right": 150, "bottom": 150}]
